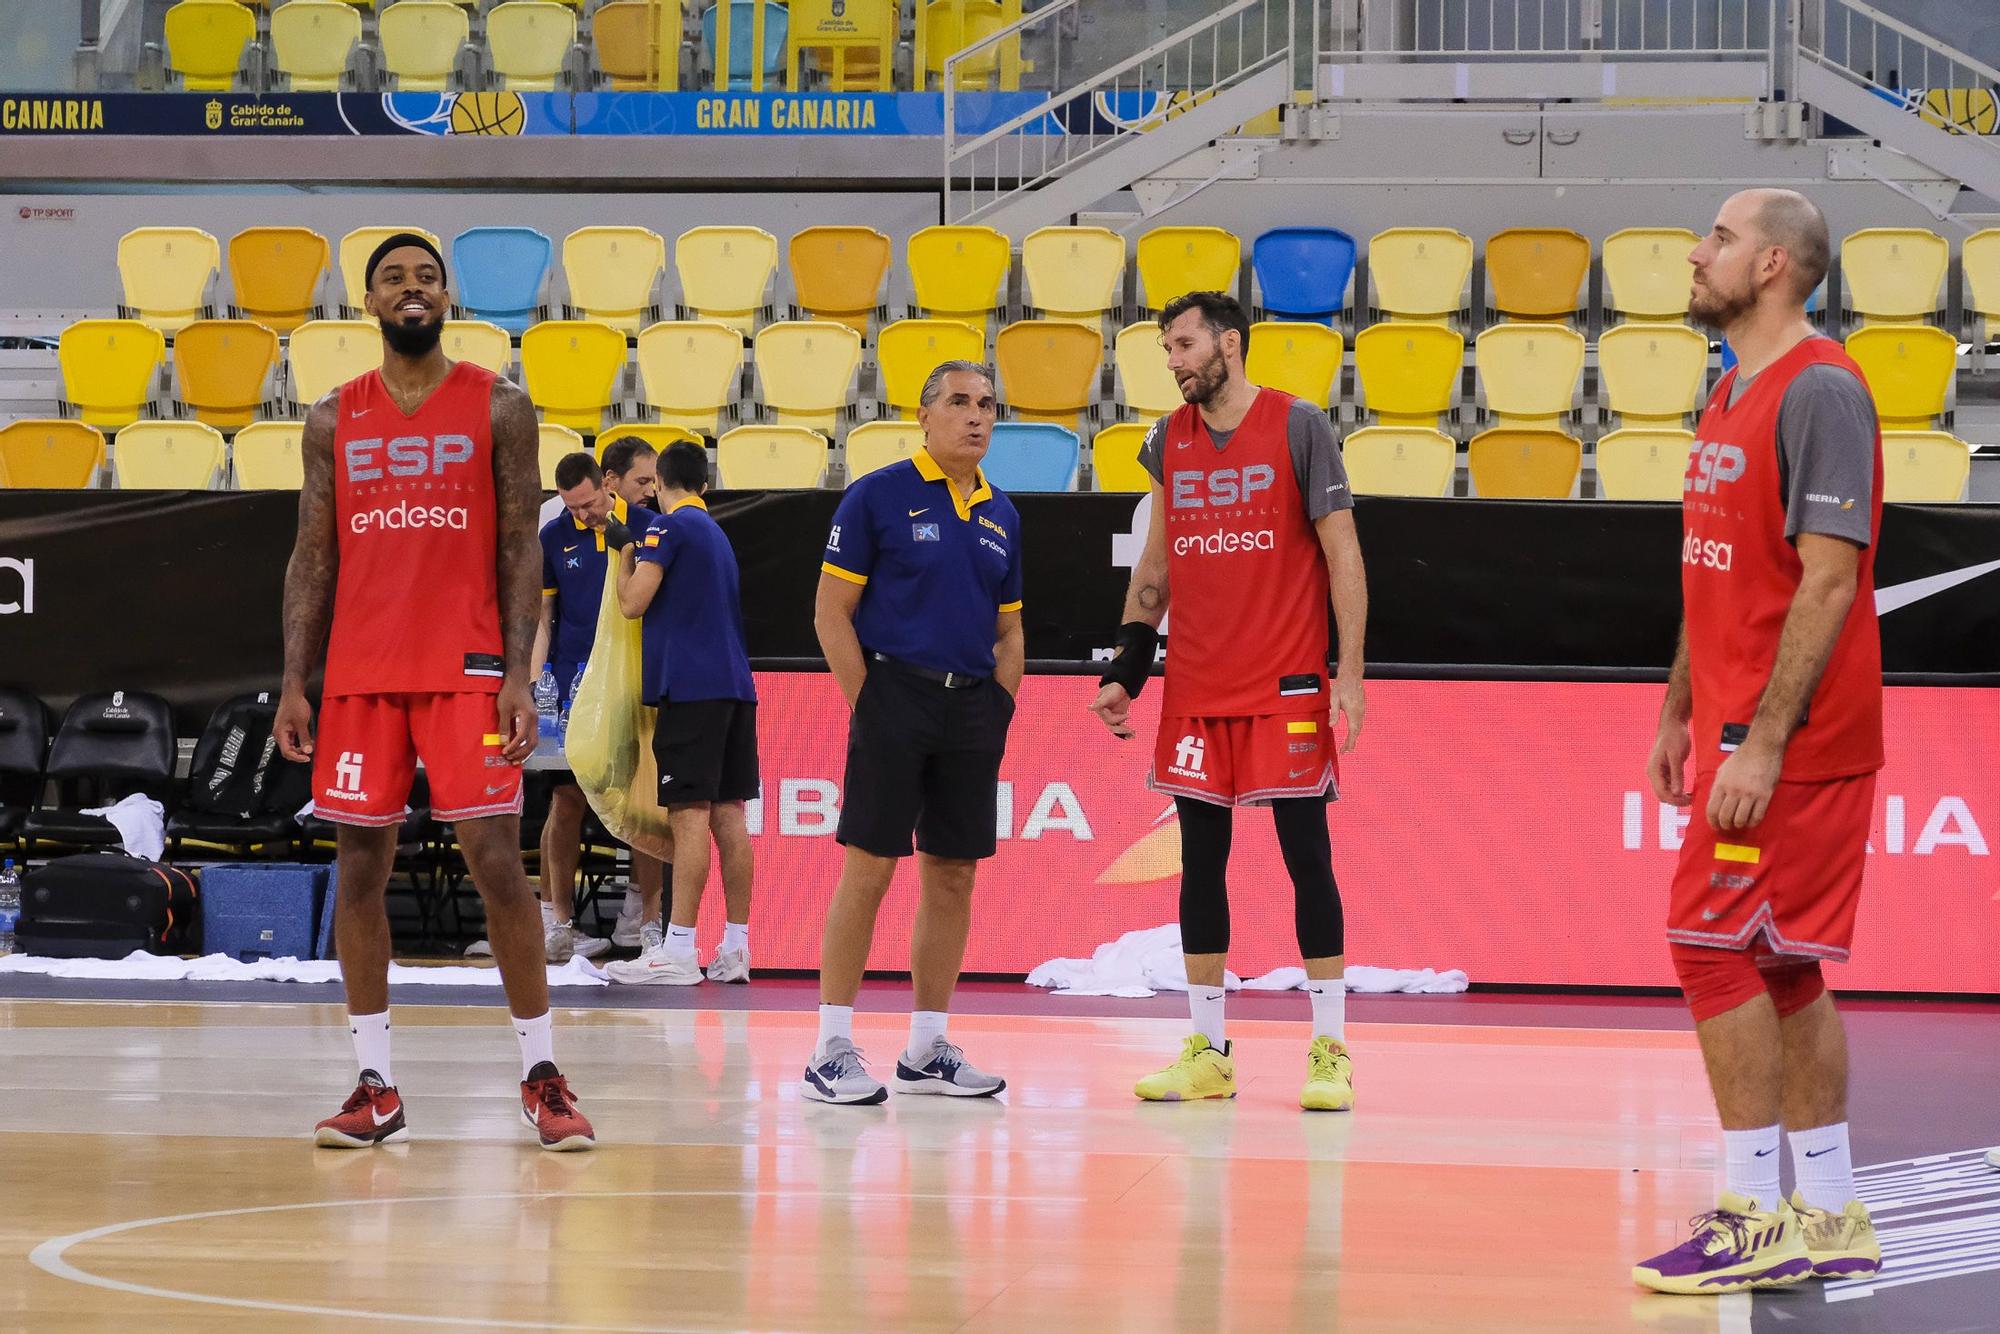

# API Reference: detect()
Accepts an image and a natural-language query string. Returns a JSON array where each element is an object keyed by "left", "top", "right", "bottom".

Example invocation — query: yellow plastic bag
[{"left": 563, "top": 559, "right": 674, "bottom": 861}]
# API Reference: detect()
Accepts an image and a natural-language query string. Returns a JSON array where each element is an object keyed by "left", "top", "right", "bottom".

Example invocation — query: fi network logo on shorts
[
  {"left": 1167, "top": 735, "right": 1207, "bottom": 781},
  {"left": 331, "top": 752, "right": 367, "bottom": 800},
  {"left": 0, "top": 556, "right": 31, "bottom": 615}
]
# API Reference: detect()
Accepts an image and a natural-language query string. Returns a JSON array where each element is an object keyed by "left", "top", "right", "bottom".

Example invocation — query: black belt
[{"left": 868, "top": 652, "right": 986, "bottom": 689}]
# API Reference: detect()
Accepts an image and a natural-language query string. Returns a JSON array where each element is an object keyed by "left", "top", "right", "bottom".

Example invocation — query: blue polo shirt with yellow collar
[
  {"left": 635, "top": 495, "right": 757, "bottom": 706},
  {"left": 821, "top": 448, "right": 1024, "bottom": 678},
  {"left": 539, "top": 494, "right": 629, "bottom": 702}
]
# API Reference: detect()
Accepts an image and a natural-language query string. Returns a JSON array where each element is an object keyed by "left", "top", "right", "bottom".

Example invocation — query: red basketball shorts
[
  {"left": 1667, "top": 770, "right": 1876, "bottom": 962},
  {"left": 1148, "top": 710, "right": 1338, "bottom": 807},
  {"left": 312, "top": 692, "right": 522, "bottom": 826}
]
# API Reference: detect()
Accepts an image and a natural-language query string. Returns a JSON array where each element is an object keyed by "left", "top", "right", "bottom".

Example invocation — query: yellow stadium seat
[
  {"left": 58, "top": 320, "right": 166, "bottom": 430},
  {"left": 1340, "top": 425, "right": 1455, "bottom": 497},
  {"left": 229, "top": 227, "right": 329, "bottom": 335},
  {"left": 675, "top": 226, "right": 777, "bottom": 336},
  {"left": 753, "top": 321, "right": 862, "bottom": 435},
  {"left": 1367, "top": 227, "right": 1473, "bottom": 323},
  {"left": 113, "top": 420, "right": 226, "bottom": 490},
  {"left": 488, "top": 1, "right": 577, "bottom": 92},
  {"left": 1602, "top": 227, "right": 1700, "bottom": 322},
  {"left": 0, "top": 420, "right": 105, "bottom": 489},
  {"left": 1841, "top": 227, "right": 1949, "bottom": 326},
  {"left": 1594, "top": 428, "right": 1694, "bottom": 501},
  {"left": 231, "top": 420, "right": 306, "bottom": 489},
  {"left": 844, "top": 420, "right": 926, "bottom": 481},
  {"left": 995, "top": 319, "right": 1103, "bottom": 429},
  {"left": 164, "top": 0, "right": 255, "bottom": 92},
  {"left": 1467, "top": 427, "right": 1581, "bottom": 498},
  {"left": 635, "top": 320, "right": 743, "bottom": 435},
  {"left": 1247, "top": 321, "right": 1343, "bottom": 407},
  {"left": 1475, "top": 323, "right": 1584, "bottom": 430},
  {"left": 443, "top": 320, "right": 513, "bottom": 374},
  {"left": 877, "top": 319, "right": 984, "bottom": 419},
  {"left": 1961, "top": 228, "right": 2000, "bottom": 334},
  {"left": 1484, "top": 226, "right": 1590, "bottom": 322},
  {"left": 1845, "top": 325, "right": 1957, "bottom": 429},
  {"left": 288, "top": 320, "right": 384, "bottom": 406},
  {"left": 1136, "top": 225, "right": 1240, "bottom": 310},
  {"left": 1090, "top": 421, "right": 1154, "bottom": 492},
  {"left": 918, "top": 0, "right": 1009, "bottom": 90},
  {"left": 1352, "top": 321, "right": 1462, "bottom": 428},
  {"left": 597, "top": 422, "right": 704, "bottom": 459},
  {"left": 539, "top": 423, "right": 587, "bottom": 487},
  {"left": 907, "top": 225, "right": 1010, "bottom": 331},
  {"left": 379, "top": 1, "right": 470, "bottom": 92},
  {"left": 521, "top": 319, "right": 629, "bottom": 433},
  {"left": 339, "top": 225, "right": 444, "bottom": 313},
  {"left": 117, "top": 227, "right": 219, "bottom": 334},
  {"left": 1881, "top": 429, "right": 1972, "bottom": 502},
  {"left": 789, "top": 226, "right": 892, "bottom": 336},
  {"left": 563, "top": 226, "right": 666, "bottom": 334},
  {"left": 718, "top": 424, "right": 829, "bottom": 488},
  {"left": 1114, "top": 322, "right": 1181, "bottom": 418},
  {"left": 173, "top": 319, "right": 280, "bottom": 430},
  {"left": 1596, "top": 322, "right": 1708, "bottom": 426},
  {"left": 271, "top": 0, "right": 361, "bottom": 91},
  {"left": 1022, "top": 225, "right": 1125, "bottom": 326},
  {"left": 593, "top": 0, "right": 670, "bottom": 90}
]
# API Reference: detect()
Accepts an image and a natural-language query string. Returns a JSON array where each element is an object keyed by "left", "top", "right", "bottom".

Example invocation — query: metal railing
[
  {"left": 943, "top": 0, "right": 1294, "bottom": 225},
  {"left": 1316, "top": 0, "right": 1776, "bottom": 57},
  {"left": 1801, "top": 0, "right": 2000, "bottom": 145}
]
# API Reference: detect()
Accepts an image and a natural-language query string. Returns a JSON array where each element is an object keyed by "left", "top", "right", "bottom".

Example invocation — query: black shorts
[
  {"left": 652, "top": 699, "right": 760, "bottom": 805},
  {"left": 836, "top": 662, "right": 1015, "bottom": 861}
]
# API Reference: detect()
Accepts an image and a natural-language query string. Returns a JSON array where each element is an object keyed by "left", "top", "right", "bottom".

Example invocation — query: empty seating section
[
  {"left": 704, "top": 1, "right": 790, "bottom": 86},
  {"left": 271, "top": 0, "right": 361, "bottom": 91},
  {"left": 539, "top": 423, "right": 587, "bottom": 487},
  {"left": 380, "top": 1, "right": 470, "bottom": 92},
  {"left": 593, "top": 0, "right": 663, "bottom": 91},
  {"left": 488, "top": 2, "right": 578, "bottom": 92},
  {"left": 165, "top": 0, "right": 255, "bottom": 91},
  {"left": 40, "top": 218, "right": 1992, "bottom": 497},
  {"left": 601, "top": 423, "right": 706, "bottom": 457}
]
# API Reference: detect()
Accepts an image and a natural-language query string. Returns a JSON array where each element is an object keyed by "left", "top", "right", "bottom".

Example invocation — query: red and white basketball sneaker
[
  {"left": 521, "top": 1062, "right": 595, "bottom": 1152},
  {"left": 313, "top": 1070, "right": 408, "bottom": 1148}
]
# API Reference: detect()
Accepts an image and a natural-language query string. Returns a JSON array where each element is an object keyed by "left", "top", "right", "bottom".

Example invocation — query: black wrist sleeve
[{"left": 1098, "top": 621, "right": 1159, "bottom": 698}]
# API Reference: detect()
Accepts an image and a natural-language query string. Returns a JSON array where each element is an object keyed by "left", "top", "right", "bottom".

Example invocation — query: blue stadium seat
[
  {"left": 983, "top": 421, "right": 1078, "bottom": 492},
  {"left": 1252, "top": 227, "right": 1357, "bottom": 326},
  {"left": 702, "top": 1, "right": 789, "bottom": 84},
  {"left": 450, "top": 226, "right": 554, "bottom": 334}
]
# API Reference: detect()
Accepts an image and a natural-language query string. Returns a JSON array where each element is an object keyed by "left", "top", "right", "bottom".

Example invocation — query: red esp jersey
[
  {"left": 323, "top": 361, "right": 507, "bottom": 697},
  {"left": 1682, "top": 336, "right": 1883, "bottom": 781},
  {"left": 1158, "top": 387, "right": 1330, "bottom": 717}
]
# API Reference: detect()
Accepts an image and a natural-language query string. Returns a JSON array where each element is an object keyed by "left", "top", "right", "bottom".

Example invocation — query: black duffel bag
[{"left": 16, "top": 852, "right": 200, "bottom": 958}]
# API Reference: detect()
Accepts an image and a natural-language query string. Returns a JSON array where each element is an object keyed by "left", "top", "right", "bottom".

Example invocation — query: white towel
[
  {"left": 1028, "top": 925, "right": 1469, "bottom": 997},
  {"left": 0, "top": 950, "right": 609, "bottom": 987},
  {"left": 79, "top": 794, "right": 166, "bottom": 862}
]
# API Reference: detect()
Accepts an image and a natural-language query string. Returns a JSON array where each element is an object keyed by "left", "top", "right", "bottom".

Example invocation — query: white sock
[
  {"left": 907, "top": 1010, "right": 949, "bottom": 1061},
  {"left": 539, "top": 900, "right": 557, "bottom": 928},
  {"left": 664, "top": 923, "right": 698, "bottom": 961},
  {"left": 1790, "top": 1122, "right": 1856, "bottom": 1213},
  {"left": 621, "top": 887, "right": 641, "bottom": 916},
  {"left": 513, "top": 1011, "right": 555, "bottom": 1079},
  {"left": 348, "top": 1010, "right": 393, "bottom": 1086},
  {"left": 1305, "top": 979, "right": 1345, "bottom": 1040},
  {"left": 1722, "top": 1125, "right": 1783, "bottom": 1211},
  {"left": 816, "top": 1004, "right": 853, "bottom": 1056},
  {"left": 721, "top": 921, "right": 749, "bottom": 954},
  {"left": 1189, "top": 987, "right": 1227, "bottom": 1050}
]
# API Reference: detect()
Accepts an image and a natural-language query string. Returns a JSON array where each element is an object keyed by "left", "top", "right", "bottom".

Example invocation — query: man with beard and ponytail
[
  {"left": 276, "top": 234, "right": 596, "bottom": 1152},
  {"left": 1088, "top": 291, "right": 1369, "bottom": 1112},
  {"left": 1632, "top": 190, "right": 1884, "bottom": 1295}
]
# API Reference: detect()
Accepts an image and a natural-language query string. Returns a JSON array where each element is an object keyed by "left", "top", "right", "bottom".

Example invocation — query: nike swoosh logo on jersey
[
  {"left": 563, "top": 545, "right": 579, "bottom": 553},
  {"left": 1288, "top": 766, "right": 1317, "bottom": 779},
  {"left": 371, "top": 1104, "right": 398, "bottom": 1126},
  {"left": 484, "top": 783, "right": 510, "bottom": 796},
  {"left": 350, "top": 408, "right": 371, "bottom": 419},
  {"left": 908, "top": 508, "right": 929, "bottom": 517},
  {"left": 1874, "top": 558, "right": 2000, "bottom": 615}
]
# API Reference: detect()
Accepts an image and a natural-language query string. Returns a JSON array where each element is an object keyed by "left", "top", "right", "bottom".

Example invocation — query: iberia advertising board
[{"left": 696, "top": 674, "right": 1998, "bottom": 992}]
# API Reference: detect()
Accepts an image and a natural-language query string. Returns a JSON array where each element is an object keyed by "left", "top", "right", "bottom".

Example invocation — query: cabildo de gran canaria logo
[{"left": 206, "top": 98, "right": 223, "bottom": 130}]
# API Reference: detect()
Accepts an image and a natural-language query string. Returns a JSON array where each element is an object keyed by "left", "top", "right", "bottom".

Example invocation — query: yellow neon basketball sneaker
[
  {"left": 1300, "top": 1036, "right": 1354, "bottom": 1111},
  {"left": 1632, "top": 1192, "right": 1812, "bottom": 1294},
  {"left": 1134, "top": 1034, "right": 1235, "bottom": 1102},
  {"left": 1790, "top": 1191, "right": 1882, "bottom": 1280}
]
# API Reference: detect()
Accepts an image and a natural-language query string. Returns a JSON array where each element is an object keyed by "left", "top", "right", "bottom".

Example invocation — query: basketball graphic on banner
[
  {"left": 450, "top": 92, "right": 527, "bottom": 137},
  {"left": 1919, "top": 86, "right": 1999, "bottom": 135}
]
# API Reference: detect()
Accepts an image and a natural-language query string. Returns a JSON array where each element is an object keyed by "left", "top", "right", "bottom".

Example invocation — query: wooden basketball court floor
[{"left": 1, "top": 985, "right": 1995, "bottom": 1333}]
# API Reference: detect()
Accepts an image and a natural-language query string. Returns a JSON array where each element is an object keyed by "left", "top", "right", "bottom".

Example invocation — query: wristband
[{"left": 1098, "top": 621, "right": 1159, "bottom": 699}]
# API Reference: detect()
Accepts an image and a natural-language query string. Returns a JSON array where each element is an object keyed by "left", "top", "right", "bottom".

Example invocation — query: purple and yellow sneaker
[
  {"left": 1632, "top": 1192, "right": 1812, "bottom": 1294},
  {"left": 1790, "top": 1191, "right": 1882, "bottom": 1279}
]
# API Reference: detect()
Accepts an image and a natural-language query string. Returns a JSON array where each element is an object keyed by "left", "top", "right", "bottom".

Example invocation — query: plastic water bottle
[
  {"left": 0, "top": 859, "right": 20, "bottom": 957},
  {"left": 559, "top": 663, "right": 586, "bottom": 749},
  {"left": 534, "top": 665, "right": 560, "bottom": 751}
]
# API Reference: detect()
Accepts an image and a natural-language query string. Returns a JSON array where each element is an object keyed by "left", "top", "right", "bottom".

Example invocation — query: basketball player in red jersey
[
  {"left": 275, "top": 234, "right": 595, "bottom": 1152},
  {"left": 1633, "top": 191, "right": 1882, "bottom": 1293},
  {"left": 1089, "top": 292, "right": 1368, "bottom": 1111}
]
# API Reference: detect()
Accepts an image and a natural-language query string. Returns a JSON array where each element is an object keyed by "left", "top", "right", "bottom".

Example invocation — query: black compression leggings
[{"left": 1175, "top": 796, "right": 1345, "bottom": 959}]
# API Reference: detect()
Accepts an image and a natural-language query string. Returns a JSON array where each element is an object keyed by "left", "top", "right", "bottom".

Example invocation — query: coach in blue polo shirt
[{"left": 800, "top": 359, "right": 1025, "bottom": 1107}]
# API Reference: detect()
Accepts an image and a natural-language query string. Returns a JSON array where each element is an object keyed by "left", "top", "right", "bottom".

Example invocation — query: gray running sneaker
[
  {"left": 893, "top": 1037, "right": 1007, "bottom": 1098},
  {"left": 800, "top": 1036, "right": 888, "bottom": 1105},
  {"left": 544, "top": 922, "right": 611, "bottom": 963},
  {"left": 706, "top": 946, "right": 751, "bottom": 983}
]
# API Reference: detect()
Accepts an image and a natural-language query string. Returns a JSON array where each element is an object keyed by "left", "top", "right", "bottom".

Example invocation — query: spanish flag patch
[
  {"left": 482, "top": 733, "right": 504, "bottom": 747},
  {"left": 1286, "top": 721, "right": 1318, "bottom": 734},
  {"left": 1714, "top": 843, "right": 1761, "bottom": 864}
]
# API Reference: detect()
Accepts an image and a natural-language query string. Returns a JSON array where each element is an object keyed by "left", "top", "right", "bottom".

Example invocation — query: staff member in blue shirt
[
  {"left": 801, "top": 360, "right": 1024, "bottom": 1106},
  {"left": 608, "top": 441, "right": 758, "bottom": 988}
]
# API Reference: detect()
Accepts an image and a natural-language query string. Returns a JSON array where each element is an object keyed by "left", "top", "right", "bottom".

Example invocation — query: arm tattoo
[
  {"left": 281, "top": 394, "right": 341, "bottom": 690},
  {"left": 1136, "top": 584, "right": 1163, "bottom": 611},
  {"left": 489, "top": 379, "right": 543, "bottom": 681}
]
